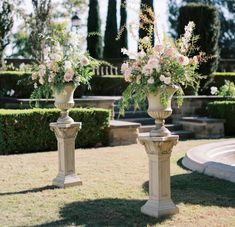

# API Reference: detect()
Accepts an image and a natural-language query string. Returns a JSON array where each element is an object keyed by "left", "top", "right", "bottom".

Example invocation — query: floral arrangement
[
  {"left": 119, "top": 21, "right": 203, "bottom": 115},
  {"left": 30, "top": 34, "right": 98, "bottom": 100},
  {"left": 211, "top": 80, "right": 235, "bottom": 97}
]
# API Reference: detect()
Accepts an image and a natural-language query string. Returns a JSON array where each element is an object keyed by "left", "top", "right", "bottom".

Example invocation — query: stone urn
[
  {"left": 147, "top": 86, "right": 178, "bottom": 137},
  {"left": 53, "top": 83, "right": 76, "bottom": 124}
]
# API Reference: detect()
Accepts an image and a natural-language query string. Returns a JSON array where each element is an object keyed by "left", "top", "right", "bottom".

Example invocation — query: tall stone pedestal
[
  {"left": 139, "top": 134, "right": 179, "bottom": 218},
  {"left": 50, "top": 122, "right": 82, "bottom": 188}
]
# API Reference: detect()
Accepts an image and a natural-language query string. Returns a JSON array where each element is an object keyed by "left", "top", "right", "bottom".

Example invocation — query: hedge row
[
  {"left": 0, "top": 71, "right": 128, "bottom": 98},
  {"left": 207, "top": 101, "right": 235, "bottom": 135},
  {"left": 1, "top": 71, "right": 235, "bottom": 98},
  {"left": 0, "top": 108, "right": 110, "bottom": 155}
]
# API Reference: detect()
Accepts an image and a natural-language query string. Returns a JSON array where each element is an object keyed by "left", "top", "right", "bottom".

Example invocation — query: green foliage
[
  {"left": 207, "top": 101, "right": 235, "bottom": 135},
  {"left": 0, "top": 108, "right": 110, "bottom": 154},
  {"left": 87, "top": 0, "right": 103, "bottom": 59},
  {"left": 139, "top": 0, "right": 154, "bottom": 47},
  {"left": 0, "top": 1, "right": 14, "bottom": 65},
  {"left": 11, "top": 31, "right": 33, "bottom": 58},
  {"left": 178, "top": 4, "right": 220, "bottom": 77},
  {"left": 119, "top": 0, "right": 128, "bottom": 57},
  {"left": 103, "top": 0, "right": 120, "bottom": 58},
  {"left": 211, "top": 80, "right": 235, "bottom": 97}
]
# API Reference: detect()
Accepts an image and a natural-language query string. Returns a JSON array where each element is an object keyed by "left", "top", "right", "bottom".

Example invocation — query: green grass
[{"left": 0, "top": 139, "right": 235, "bottom": 226}]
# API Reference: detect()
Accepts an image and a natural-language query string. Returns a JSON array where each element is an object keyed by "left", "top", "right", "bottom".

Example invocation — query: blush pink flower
[
  {"left": 177, "top": 55, "right": 189, "bottom": 65},
  {"left": 154, "top": 44, "right": 164, "bottom": 53},
  {"left": 147, "top": 58, "right": 159, "bottom": 69},
  {"left": 39, "top": 77, "right": 44, "bottom": 85},
  {"left": 193, "top": 56, "right": 198, "bottom": 64},
  {"left": 64, "top": 71, "right": 74, "bottom": 82},
  {"left": 165, "top": 47, "right": 175, "bottom": 58},
  {"left": 80, "top": 56, "right": 89, "bottom": 66}
]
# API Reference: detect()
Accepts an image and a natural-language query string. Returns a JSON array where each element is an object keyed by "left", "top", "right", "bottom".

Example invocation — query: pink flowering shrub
[
  {"left": 119, "top": 21, "right": 204, "bottom": 114},
  {"left": 30, "top": 35, "right": 99, "bottom": 100}
]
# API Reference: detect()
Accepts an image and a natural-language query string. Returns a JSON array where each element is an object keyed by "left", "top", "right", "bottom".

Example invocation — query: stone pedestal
[
  {"left": 139, "top": 134, "right": 179, "bottom": 218},
  {"left": 50, "top": 122, "right": 82, "bottom": 188}
]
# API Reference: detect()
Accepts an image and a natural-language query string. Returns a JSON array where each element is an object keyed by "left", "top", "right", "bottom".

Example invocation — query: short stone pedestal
[
  {"left": 139, "top": 134, "right": 179, "bottom": 218},
  {"left": 50, "top": 122, "right": 82, "bottom": 188}
]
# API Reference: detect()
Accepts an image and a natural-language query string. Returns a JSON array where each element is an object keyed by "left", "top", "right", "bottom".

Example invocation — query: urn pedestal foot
[
  {"left": 50, "top": 122, "right": 82, "bottom": 188},
  {"left": 138, "top": 134, "right": 179, "bottom": 218}
]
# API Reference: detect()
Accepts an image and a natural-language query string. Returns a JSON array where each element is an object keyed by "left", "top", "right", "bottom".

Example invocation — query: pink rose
[
  {"left": 177, "top": 55, "right": 189, "bottom": 65},
  {"left": 64, "top": 71, "right": 74, "bottom": 82},
  {"left": 165, "top": 48, "right": 175, "bottom": 58},
  {"left": 154, "top": 44, "right": 164, "bottom": 53},
  {"left": 147, "top": 58, "right": 159, "bottom": 69},
  {"left": 80, "top": 56, "right": 89, "bottom": 66}
]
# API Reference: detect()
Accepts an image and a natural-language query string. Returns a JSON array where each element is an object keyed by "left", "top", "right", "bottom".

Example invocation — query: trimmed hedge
[
  {"left": 0, "top": 108, "right": 110, "bottom": 155},
  {"left": 207, "top": 101, "right": 235, "bottom": 135},
  {"left": 0, "top": 72, "right": 127, "bottom": 98},
  {"left": 87, "top": 75, "right": 128, "bottom": 96}
]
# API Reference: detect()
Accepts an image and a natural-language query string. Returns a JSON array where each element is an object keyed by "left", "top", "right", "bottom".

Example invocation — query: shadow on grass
[
  {"left": 33, "top": 198, "right": 168, "bottom": 227},
  {"left": 0, "top": 185, "right": 57, "bottom": 196},
  {"left": 142, "top": 172, "right": 235, "bottom": 208}
]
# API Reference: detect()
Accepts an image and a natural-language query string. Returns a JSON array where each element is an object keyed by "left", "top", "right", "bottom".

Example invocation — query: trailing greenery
[
  {"left": 103, "top": 0, "right": 119, "bottom": 58},
  {"left": 0, "top": 108, "right": 110, "bottom": 154},
  {"left": 207, "top": 101, "right": 235, "bottom": 135},
  {"left": 87, "top": 0, "right": 103, "bottom": 59},
  {"left": 178, "top": 4, "right": 220, "bottom": 77},
  {"left": 213, "top": 72, "right": 235, "bottom": 77}
]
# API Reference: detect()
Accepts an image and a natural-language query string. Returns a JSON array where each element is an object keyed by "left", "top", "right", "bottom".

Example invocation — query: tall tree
[
  {"left": 119, "top": 0, "right": 128, "bottom": 57},
  {"left": 0, "top": 1, "right": 13, "bottom": 66},
  {"left": 103, "top": 0, "right": 119, "bottom": 59},
  {"left": 87, "top": 0, "right": 102, "bottom": 59},
  {"left": 138, "top": 0, "right": 154, "bottom": 47},
  {"left": 168, "top": 0, "right": 235, "bottom": 59},
  {"left": 28, "top": 0, "right": 52, "bottom": 62}
]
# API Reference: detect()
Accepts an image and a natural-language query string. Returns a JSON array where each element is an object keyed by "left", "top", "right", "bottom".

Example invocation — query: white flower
[
  {"left": 160, "top": 74, "right": 166, "bottom": 82},
  {"left": 64, "top": 60, "right": 72, "bottom": 70},
  {"left": 147, "top": 77, "right": 154, "bottom": 84},
  {"left": 210, "top": 86, "right": 218, "bottom": 95},
  {"left": 121, "top": 48, "right": 128, "bottom": 55},
  {"left": 164, "top": 77, "right": 171, "bottom": 85},
  {"left": 121, "top": 62, "right": 129, "bottom": 73},
  {"left": 7, "top": 89, "right": 15, "bottom": 96},
  {"left": 34, "top": 82, "right": 38, "bottom": 89}
]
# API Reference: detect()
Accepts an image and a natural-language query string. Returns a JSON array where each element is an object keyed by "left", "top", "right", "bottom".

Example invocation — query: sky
[{"left": 7, "top": 0, "right": 169, "bottom": 56}]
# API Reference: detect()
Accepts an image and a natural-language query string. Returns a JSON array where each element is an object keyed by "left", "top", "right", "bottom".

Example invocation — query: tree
[
  {"left": 103, "top": 0, "right": 119, "bottom": 59},
  {"left": 168, "top": 0, "right": 235, "bottom": 59},
  {"left": 0, "top": 1, "right": 13, "bottom": 66},
  {"left": 119, "top": 0, "right": 128, "bottom": 57},
  {"left": 87, "top": 0, "right": 102, "bottom": 59},
  {"left": 178, "top": 4, "right": 220, "bottom": 93},
  {"left": 28, "top": 0, "right": 52, "bottom": 62},
  {"left": 11, "top": 31, "right": 33, "bottom": 58},
  {"left": 139, "top": 0, "right": 154, "bottom": 47}
]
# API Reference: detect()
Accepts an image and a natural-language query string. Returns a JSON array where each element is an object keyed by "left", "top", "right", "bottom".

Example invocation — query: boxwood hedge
[
  {"left": 0, "top": 108, "right": 110, "bottom": 155},
  {"left": 207, "top": 101, "right": 235, "bottom": 135}
]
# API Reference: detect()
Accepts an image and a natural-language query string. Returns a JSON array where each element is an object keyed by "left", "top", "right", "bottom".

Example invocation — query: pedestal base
[
  {"left": 141, "top": 199, "right": 179, "bottom": 218},
  {"left": 53, "top": 174, "right": 82, "bottom": 188}
]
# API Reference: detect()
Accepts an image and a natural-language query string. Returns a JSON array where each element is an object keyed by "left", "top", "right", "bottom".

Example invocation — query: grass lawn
[{"left": 0, "top": 139, "right": 235, "bottom": 226}]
